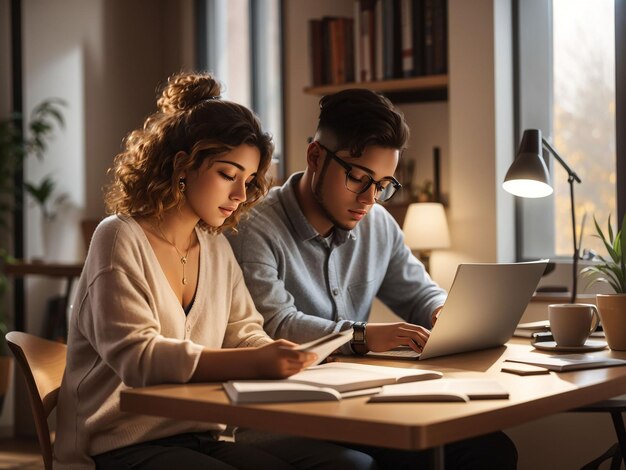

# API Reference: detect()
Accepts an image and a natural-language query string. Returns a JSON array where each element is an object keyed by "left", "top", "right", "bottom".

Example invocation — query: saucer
[{"left": 531, "top": 339, "right": 608, "bottom": 353}]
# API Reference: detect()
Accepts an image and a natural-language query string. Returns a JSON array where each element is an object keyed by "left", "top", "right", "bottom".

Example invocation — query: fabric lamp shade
[{"left": 402, "top": 203, "right": 450, "bottom": 250}]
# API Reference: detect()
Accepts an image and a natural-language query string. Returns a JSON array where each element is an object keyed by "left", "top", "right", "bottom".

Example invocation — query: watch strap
[{"left": 351, "top": 321, "right": 368, "bottom": 355}]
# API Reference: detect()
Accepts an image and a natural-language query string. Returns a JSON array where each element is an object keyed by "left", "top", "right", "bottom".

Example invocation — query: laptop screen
[{"left": 367, "top": 260, "right": 548, "bottom": 360}]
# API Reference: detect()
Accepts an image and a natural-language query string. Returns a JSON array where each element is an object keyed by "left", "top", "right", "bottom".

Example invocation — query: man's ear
[{"left": 306, "top": 142, "right": 323, "bottom": 172}]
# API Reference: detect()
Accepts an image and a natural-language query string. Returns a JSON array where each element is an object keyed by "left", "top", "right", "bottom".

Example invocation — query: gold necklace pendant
[
  {"left": 181, "top": 255, "right": 187, "bottom": 285},
  {"left": 154, "top": 223, "right": 193, "bottom": 285}
]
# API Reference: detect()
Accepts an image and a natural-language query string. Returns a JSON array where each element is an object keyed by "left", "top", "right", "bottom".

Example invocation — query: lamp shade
[
  {"left": 502, "top": 129, "right": 553, "bottom": 198},
  {"left": 403, "top": 202, "right": 450, "bottom": 250}
]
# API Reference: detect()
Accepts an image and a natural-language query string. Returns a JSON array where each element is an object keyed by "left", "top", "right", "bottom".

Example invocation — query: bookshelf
[
  {"left": 303, "top": 74, "right": 448, "bottom": 103},
  {"left": 305, "top": 0, "right": 448, "bottom": 103}
]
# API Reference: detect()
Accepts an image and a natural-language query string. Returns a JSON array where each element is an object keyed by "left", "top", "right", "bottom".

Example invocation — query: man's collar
[{"left": 278, "top": 172, "right": 357, "bottom": 244}]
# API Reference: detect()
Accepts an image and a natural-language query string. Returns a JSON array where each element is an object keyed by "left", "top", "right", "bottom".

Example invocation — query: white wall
[{"left": 442, "top": 0, "right": 516, "bottom": 285}]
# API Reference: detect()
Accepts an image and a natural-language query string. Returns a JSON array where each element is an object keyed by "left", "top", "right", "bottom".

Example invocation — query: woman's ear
[{"left": 174, "top": 150, "right": 190, "bottom": 180}]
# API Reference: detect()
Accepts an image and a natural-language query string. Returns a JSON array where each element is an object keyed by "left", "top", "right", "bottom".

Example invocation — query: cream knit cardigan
[{"left": 53, "top": 215, "right": 271, "bottom": 469}]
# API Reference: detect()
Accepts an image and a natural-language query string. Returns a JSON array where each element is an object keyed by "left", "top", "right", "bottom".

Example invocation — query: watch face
[{"left": 353, "top": 323, "right": 366, "bottom": 343}]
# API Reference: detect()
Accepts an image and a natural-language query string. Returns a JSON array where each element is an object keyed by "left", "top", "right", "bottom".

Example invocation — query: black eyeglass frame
[{"left": 318, "top": 144, "right": 402, "bottom": 203}]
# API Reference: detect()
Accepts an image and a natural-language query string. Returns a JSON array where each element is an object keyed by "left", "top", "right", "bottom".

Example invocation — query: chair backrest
[{"left": 5, "top": 331, "right": 67, "bottom": 470}]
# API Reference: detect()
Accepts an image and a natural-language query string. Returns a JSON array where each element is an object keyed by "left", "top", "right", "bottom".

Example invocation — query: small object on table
[{"left": 501, "top": 363, "right": 550, "bottom": 376}]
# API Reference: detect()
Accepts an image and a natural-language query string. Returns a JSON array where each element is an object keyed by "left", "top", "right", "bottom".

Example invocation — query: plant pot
[{"left": 596, "top": 294, "right": 626, "bottom": 351}]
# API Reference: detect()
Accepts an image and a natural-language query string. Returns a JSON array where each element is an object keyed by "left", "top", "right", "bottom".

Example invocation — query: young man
[
  {"left": 228, "top": 89, "right": 446, "bottom": 355},
  {"left": 227, "top": 89, "right": 517, "bottom": 468}
]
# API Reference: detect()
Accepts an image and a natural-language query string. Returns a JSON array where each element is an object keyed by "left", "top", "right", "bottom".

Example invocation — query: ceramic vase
[{"left": 596, "top": 294, "right": 626, "bottom": 351}]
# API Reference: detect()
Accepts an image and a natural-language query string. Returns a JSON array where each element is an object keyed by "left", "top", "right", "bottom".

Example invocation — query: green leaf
[
  {"left": 587, "top": 213, "right": 626, "bottom": 293},
  {"left": 24, "top": 176, "right": 56, "bottom": 206},
  {"left": 0, "top": 97, "right": 65, "bottom": 230}
]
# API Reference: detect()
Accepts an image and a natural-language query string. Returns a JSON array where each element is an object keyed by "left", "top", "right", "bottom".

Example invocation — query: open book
[
  {"left": 224, "top": 362, "right": 443, "bottom": 404},
  {"left": 505, "top": 354, "right": 626, "bottom": 372},
  {"left": 368, "top": 378, "right": 509, "bottom": 403}
]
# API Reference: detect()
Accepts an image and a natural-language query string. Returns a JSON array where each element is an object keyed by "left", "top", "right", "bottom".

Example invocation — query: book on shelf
[
  {"left": 381, "top": 0, "right": 402, "bottom": 80},
  {"left": 309, "top": 0, "right": 449, "bottom": 88},
  {"left": 309, "top": 19, "right": 325, "bottom": 86},
  {"left": 505, "top": 354, "right": 626, "bottom": 372},
  {"left": 322, "top": 16, "right": 335, "bottom": 85},
  {"left": 368, "top": 378, "right": 509, "bottom": 403},
  {"left": 400, "top": 0, "right": 414, "bottom": 77},
  {"left": 411, "top": 0, "right": 425, "bottom": 76},
  {"left": 423, "top": 0, "right": 447, "bottom": 75},
  {"left": 359, "top": 0, "right": 377, "bottom": 82},
  {"left": 224, "top": 362, "right": 443, "bottom": 404}
]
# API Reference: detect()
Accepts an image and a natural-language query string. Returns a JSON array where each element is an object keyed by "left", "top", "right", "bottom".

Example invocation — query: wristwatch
[{"left": 351, "top": 321, "right": 368, "bottom": 355}]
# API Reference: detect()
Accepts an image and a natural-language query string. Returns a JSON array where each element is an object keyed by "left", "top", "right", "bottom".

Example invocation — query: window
[
  {"left": 516, "top": 0, "right": 617, "bottom": 260},
  {"left": 196, "top": 0, "right": 284, "bottom": 178}
]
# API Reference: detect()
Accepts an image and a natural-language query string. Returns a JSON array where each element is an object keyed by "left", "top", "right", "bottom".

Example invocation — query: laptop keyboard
[{"left": 366, "top": 348, "right": 421, "bottom": 360}]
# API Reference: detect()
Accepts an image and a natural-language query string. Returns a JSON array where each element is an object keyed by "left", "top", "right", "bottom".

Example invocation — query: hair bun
[{"left": 157, "top": 72, "right": 222, "bottom": 114}]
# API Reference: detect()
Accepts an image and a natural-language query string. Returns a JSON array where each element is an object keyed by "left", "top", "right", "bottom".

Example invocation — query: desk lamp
[
  {"left": 502, "top": 128, "right": 582, "bottom": 303},
  {"left": 403, "top": 202, "right": 450, "bottom": 273}
]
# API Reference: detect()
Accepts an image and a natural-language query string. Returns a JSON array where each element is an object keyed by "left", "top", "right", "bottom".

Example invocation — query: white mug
[{"left": 549, "top": 303, "right": 600, "bottom": 347}]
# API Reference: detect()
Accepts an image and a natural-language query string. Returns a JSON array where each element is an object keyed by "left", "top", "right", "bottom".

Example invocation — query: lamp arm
[
  {"left": 568, "top": 177, "right": 579, "bottom": 303},
  {"left": 542, "top": 137, "right": 582, "bottom": 303},
  {"left": 541, "top": 137, "right": 582, "bottom": 183}
]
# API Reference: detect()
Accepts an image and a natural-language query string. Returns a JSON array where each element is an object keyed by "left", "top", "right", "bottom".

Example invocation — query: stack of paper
[{"left": 505, "top": 354, "right": 626, "bottom": 372}]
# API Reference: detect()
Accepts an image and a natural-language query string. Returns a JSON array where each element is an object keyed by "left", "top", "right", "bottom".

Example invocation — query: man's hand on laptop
[{"left": 365, "top": 322, "right": 431, "bottom": 353}]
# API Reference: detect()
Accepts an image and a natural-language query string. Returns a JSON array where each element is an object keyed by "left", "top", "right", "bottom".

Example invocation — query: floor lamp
[{"left": 502, "top": 128, "right": 582, "bottom": 303}]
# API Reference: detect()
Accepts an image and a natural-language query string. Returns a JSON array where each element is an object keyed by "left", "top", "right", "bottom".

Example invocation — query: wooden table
[{"left": 120, "top": 340, "right": 626, "bottom": 468}]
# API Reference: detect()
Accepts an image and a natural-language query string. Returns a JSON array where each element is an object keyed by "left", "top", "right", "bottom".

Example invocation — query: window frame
[
  {"left": 513, "top": 0, "right": 625, "bottom": 261},
  {"left": 195, "top": 0, "right": 285, "bottom": 180}
]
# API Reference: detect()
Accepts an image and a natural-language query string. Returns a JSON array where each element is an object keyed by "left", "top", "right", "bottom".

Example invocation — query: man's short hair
[{"left": 317, "top": 89, "right": 410, "bottom": 157}]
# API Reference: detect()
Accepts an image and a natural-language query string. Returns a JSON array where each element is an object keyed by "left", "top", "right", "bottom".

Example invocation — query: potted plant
[
  {"left": 0, "top": 99, "right": 65, "bottom": 408},
  {"left": 581, "top": 214, "right": 626, "bottom": 350}
]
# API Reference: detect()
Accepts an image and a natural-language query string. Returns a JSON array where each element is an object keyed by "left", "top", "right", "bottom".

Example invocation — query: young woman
[{"left": 53, "top": 72, "right": 316, "bottom": 469}]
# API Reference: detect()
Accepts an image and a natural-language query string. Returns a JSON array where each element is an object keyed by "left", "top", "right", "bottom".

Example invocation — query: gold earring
[{"left": 179, "top": 178, "right": 186, "bottom": 193}]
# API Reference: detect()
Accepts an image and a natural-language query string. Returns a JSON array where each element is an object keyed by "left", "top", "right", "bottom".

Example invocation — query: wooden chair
[{"left": 5, "top": 331, "right": 67, "bottom": 470}]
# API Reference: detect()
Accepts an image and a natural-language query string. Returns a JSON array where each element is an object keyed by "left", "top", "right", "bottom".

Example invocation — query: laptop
[{"left": 367, "top": 260, "right": 548, "bottom": 360}]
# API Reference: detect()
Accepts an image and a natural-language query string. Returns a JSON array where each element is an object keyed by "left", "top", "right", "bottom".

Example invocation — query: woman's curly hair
[{"left": 105, "top": 72, "right": 274, "bottom": 233}]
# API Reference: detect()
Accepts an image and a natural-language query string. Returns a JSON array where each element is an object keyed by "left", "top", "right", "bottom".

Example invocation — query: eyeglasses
[{"left": 318, "top": 144, "right": 402, "bottom": 203}]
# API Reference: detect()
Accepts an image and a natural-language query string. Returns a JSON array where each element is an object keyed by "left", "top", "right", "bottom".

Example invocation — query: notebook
[{"left": 367, "top": 260, "right": 548, "bottom": 360}]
